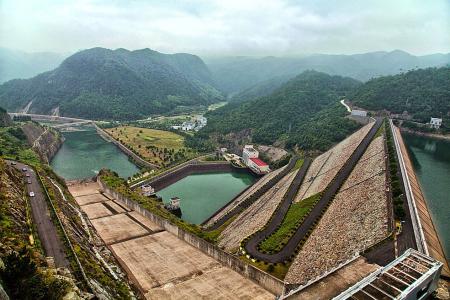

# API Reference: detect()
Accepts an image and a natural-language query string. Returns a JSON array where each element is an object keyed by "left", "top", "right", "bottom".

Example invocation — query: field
[{"left": 106, "top": 126, "right": 196, "bottom": 168}]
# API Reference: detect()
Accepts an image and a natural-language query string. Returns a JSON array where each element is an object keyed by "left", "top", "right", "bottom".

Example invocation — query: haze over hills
[
  {"left": 0, "top": 47, "right": 223, "bottom": 120},
  {"left": 204, "top": 50, "right": 450, "bottom": 96},
  {"left": 202, "top": 70, "right": 361, "bottom": 151},
  {"left": 0, "top": 48, "right": 65, "bottom": 83}
]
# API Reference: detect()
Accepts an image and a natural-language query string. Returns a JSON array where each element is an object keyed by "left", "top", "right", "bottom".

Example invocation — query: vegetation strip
[
  {"left": 205, "top": 156, "right": 300, "bottom": 231},
  {"left": 243, "top": 119, "right": 383, "bottom": 263}
]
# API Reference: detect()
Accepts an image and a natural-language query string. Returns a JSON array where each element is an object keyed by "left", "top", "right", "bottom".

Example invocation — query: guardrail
[{"left": 388, "top": 119, "right": 428, "bottom": 254}]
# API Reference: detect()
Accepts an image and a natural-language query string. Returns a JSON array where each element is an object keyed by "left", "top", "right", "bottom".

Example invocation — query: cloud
[{"left": 0, "top": 0, "right": 449, "bottom": 55}]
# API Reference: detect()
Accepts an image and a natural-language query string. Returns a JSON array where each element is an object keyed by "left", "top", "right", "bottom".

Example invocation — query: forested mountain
[
  {"left": 202, "top": 71, "right": 361, "bottom": 151},
  {"left": 204, "top": 50, "right": 450, "bottom": 96},
  {"left": 349, "top": 67, "right": 450, "bottom": 124},
  {"left": 229, "top": 74, "right": 292, "bottom": 103},
  {"left": 0, "top": 48, "right": 65, "bottom": 83},
  {"left": 0, "top": 48, "right": 223, "bottom": 120}
]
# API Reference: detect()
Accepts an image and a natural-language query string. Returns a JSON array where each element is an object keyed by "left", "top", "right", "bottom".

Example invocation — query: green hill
[
  {"left": 0, "top": 48, "right": 223, "bottom": 120},
  {"left": 349, "top": 67, "right": 450, "bottom": 124},
  {"left": 202, "top": 71, "right": 361, "bottom": 151}
]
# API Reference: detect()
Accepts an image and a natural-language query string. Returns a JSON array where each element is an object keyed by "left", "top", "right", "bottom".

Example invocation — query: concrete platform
[
  {"left": 145, "top": 266, "right": 273, "bottom": 300},
  {"left": 110, "top": 232, "right": 221, "bottom": 291},
  {"left": 68, "top": 182, "right": 100, "bottom": 197},
  {"left": 104, "top": 200, "right": 126, "bottom": 214},
  {"left": 127, "top": 211, "right": 162, "bottom": 232},
  {"left": 74, "top": 193, "right": 109, "bottom": 206},
  {"left": 91, "top": 214, "right": 149, "bottom": 244},
  {"left": 82, "top": 202, "right": 114, "bottom": 219}
]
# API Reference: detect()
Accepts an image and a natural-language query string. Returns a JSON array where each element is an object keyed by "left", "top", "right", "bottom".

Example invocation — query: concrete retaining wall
[
  {"left": 98, "top": 180, "right": 285, "bottom": 295},
  {"left": 93, "top": 124, "right": 158, "bottom": 169},
  {"left": 147, "top": 162, "right": 245, "bottom": 191}
]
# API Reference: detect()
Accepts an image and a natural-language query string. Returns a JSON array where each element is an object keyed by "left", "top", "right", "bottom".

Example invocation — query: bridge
[{"left": 8, "top": 112, "right": 92, "bottom": 123}]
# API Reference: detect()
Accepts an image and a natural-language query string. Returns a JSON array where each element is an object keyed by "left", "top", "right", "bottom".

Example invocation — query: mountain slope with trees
[
  {"left": 349, "top": 67, "right": 450, "bottom": 124},
  {"left": 202, "top": 71, "right": 361, "bottom": 151},
  {"left": 204, "top": 50, "right": 450, "bottom": 96},
  {"left": 0, "top": 48, "right": 223, "bottom": 120}
]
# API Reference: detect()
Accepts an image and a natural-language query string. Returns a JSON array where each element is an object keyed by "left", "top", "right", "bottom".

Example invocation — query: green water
[
  {"left": 403, "top": 132, "right": 450, "bottom": 260},
  {"left": 157, "top": 172, "right": 256, "bottom": 224},
  {"left": 51, "top": 127, "right": 139, "bottom": 180}
]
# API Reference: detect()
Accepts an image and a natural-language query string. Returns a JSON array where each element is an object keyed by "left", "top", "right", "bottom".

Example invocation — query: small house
[{"left": 430, "top": 117, "right": 442, "bottom": 129}]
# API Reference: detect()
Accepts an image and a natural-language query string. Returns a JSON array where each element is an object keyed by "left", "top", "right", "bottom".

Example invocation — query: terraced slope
[
  {"left": 295, "top": 122, "right": 373, "bottom": 202},
  {"left": 203, "top": 165, "right": 286, "bottom": 228},
  {"left": 205, "top": 156, "right": 298, "bottom": 231},
  {"left": 285, "top": 134, "right": 389, "bottom": 284},
  {"left": 242, "top": 119, "right": 382, "bottom": 263},
  {"left": 218, "top": 168, "right": 300, "bottom": 252}
]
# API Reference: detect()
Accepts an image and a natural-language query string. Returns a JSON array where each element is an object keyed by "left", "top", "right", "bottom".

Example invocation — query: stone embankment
[
  {"left": 285, "top": 134, "right": 389, "bottom": 285},
  {"left": 295, "top": 122, "right": 373, "bottom": 202},
  {"left": 392, "top": 122, "right": 450, "bottom": 277},
  {"left": 203, "top": 165, "right": 286, "bottom": 228},
  {"left": 22, "top": 122, "right": 63, "bottom": 163},
  {"left": 218, "top": 168, "right": 299, "bottom": 252}
]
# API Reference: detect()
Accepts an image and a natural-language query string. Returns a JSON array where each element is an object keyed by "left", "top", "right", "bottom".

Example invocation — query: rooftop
[
  {"left": 250, "top": 157, "right": 268, "bottom": 167},
  {"left": 334, "top": 249, "right": 443, "bottom": 300}
]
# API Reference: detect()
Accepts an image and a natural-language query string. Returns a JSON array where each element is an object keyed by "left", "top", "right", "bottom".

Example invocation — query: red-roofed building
[{"left": 242, "top": 145, "right": 270, "bottom": 174}]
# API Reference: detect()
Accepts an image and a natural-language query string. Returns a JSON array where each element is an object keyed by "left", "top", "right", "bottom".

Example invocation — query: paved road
[
  {"left": 244, "top": 119, "right": 383, "bottom": 263},
  {"left": 244, "top": 158, "right": 311, "bottom": 259},
  {"left": 205, "top": 156, "right": 300, "bottom": 231},
  {"left": 7, "top": 160, "right": 69, "bottom": 267}
]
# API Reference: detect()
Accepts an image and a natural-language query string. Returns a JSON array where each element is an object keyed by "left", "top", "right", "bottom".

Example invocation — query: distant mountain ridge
[
  {"left": 0, "top": 47, "right": 223, "bottom": 120},
  {"left": 0, "top": 48, "right": 65, "bottom": 83},
  {"left": 204, "top": 50, "right": 450, "bottom": 96}
]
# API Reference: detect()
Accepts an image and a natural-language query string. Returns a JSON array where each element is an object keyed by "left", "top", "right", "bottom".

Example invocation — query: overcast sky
[{"left": 1, "top": 0, "right": 449, "bottom": 56}]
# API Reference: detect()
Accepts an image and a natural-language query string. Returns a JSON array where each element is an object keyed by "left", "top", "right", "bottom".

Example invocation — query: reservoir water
[
  {"left": 157, "top": 172, "right": 256, "bottom": 224},
  {"left": 51, "top": 127, "right": 139, "bottom": 180},
  {"left": 403, "top": 132, "right": 450, "bottom": 260}
]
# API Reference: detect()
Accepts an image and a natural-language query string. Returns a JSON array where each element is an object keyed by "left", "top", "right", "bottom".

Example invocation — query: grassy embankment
[
  {"left": 258, "top": 192, "right": 322, "bottom": 254},
  {"left": 105, "top": 126, "right": 197, "bottom": 169}
]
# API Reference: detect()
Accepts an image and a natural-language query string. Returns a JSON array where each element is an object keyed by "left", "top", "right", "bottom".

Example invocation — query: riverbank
[
  {"left": 393, "top": 123, "right": 449, "bottom": 277},
  {"left": 400, "top": 127, "right": 450, "bottom": 141},
  {"left": 93, "top": 123, "right": 159, "bottom": 169}
]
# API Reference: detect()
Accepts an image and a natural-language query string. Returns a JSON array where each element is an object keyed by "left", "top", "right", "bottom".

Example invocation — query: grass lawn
[
  {"left": 239, "top": 254, "right": 290, "bottom": 280},
  {"left": 258, "top": 192, "right": 321, "bottom": 253},
  {"left": 293, "top": 158, "right": 304, "bottom": 170},
  {"left": 106, "top": 126, "right": 197, "bottom": 167}
]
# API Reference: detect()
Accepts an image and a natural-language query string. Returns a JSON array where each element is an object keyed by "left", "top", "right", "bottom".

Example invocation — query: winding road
[{"left": 244, "top": 119, "right": 383, "bottom": 263}]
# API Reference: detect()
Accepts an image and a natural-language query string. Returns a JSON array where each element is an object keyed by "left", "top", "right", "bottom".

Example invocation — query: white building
[
  {"left": 334, "top": 249, "right": 443, "bottom": 300},
  {"left": 141, "top": 184, "right": 155, "bottom": 197},
  {"left": 181, "top": 121, "right": 195, "bottom": 131},
  {"left": 242, "top": 145, "right": 269, "bottom": 174},
  {"left": 351, "top": 110, "right": 368, "bottom": 117},
  {"left": 430, "top": 117, "right": 442, "bottom": 129},
  {"left": 242, "top": 145, "right": 259, "bottom": 165}
]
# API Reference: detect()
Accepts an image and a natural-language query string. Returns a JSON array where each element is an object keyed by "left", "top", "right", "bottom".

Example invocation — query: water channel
[
  {"left": 51, "top": 126, "right": 139, "bottom": 180},
  {"left": 403, "top": 132, "right": 450, "bottom": 260},
  {"left": 157, "top": 172, "right": 256, "bottom": 224}
]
